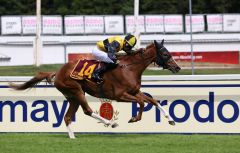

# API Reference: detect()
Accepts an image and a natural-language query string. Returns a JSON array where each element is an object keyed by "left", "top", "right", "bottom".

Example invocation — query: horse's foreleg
[
  {"left": 139, "top": 92, "right": 175, "bottom": 125},
  {"left": 64, "top": 100, "right": 80, "bottom": 139},
  {"left": 132, "top": 92, "right": 146, "bottom": 122},
  {"left": 118, "top": 92, "right": 144, "bottom": 123}
]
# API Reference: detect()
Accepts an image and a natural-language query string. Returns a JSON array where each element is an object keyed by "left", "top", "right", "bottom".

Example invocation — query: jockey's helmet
[{"left": 123, "top": 34, "right": 137, "bottom": 53}]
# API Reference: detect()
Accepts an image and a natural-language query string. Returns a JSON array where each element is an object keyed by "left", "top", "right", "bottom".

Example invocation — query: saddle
[{"left": 70, "top": 59, "right": 102, "bottom": 81}]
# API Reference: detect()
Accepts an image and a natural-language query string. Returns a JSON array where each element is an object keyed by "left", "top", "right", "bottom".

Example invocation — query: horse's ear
[
  {"left": 154, "top": 39, "right": 164, "bottom": 49},
  {"left": 154, "top": 40, "right": 160, "bottom": 49},
  {"left": 160, "top": 39, "right": 164, "bottom": 47}
]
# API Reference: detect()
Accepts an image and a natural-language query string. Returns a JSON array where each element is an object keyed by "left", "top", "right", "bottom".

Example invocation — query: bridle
[{"left": 155, "top": 46, "right": 171, "bottom": 69}]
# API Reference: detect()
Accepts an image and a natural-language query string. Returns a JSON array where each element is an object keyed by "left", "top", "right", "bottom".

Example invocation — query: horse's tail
[{"left": 9, "top": 71, "right": 56, "bottom": 90}]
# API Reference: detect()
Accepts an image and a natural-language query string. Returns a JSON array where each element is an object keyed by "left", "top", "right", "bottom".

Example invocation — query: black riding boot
[
  {"left": 92, "top": 63, "right": 118, "bottom": 82},
  {"left": 92, "top": 65, "right": 107, "bottom": 82}
]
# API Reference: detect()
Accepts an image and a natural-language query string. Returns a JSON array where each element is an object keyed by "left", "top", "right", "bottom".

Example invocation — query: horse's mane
[
  {"left": 117, "top": 43, "right": 154, "bottom": 61},
  {"left": 117, "top": 49, "right": 142, "bottom": 60}
]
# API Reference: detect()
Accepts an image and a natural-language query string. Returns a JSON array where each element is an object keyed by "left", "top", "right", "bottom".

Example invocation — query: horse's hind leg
[{"left": 64, "top": 99, "right": 79, "bottom": 139}]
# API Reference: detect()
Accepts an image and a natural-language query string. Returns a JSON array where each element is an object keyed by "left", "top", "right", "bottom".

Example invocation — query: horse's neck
[
  {"left": 131, "top": 57, "right": 152, "bottom": 77},
  {"left": 119, "top": 46, "right": 156, "bottom": 78},
  {"left": 122, "top": 55, "right": 153, "bottom": 78}
]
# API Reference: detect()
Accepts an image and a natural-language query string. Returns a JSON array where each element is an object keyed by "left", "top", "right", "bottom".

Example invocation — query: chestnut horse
[{"left": 10, "top": 40, "right": 180, "bottom": 138}]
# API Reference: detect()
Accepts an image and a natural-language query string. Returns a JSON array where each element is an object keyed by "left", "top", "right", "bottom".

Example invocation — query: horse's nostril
[{"left": 174, "top": 66, "right": 181, "bottom": 72}]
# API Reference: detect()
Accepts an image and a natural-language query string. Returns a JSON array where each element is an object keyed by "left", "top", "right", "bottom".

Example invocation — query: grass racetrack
[{"left": 0, "top": 133, "right": 240, "bottom": 153}]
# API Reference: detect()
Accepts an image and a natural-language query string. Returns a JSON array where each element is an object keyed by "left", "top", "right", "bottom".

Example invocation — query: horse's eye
[{"left": 163, "top": 53, "right": 169, "bottom": 58}]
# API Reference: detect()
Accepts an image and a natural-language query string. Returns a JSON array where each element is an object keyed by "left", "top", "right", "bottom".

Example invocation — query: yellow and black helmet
[{"left": 123, "top": 34, "right": 137, "bottom": 52}]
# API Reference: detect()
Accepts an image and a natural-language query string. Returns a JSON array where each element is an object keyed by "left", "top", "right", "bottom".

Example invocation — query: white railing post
[
  {"left": 134, "top": 0, "right": 140, "bottom": 49},
  {"left": 34, "top": 0, "right": 42, "bottom": 67}
]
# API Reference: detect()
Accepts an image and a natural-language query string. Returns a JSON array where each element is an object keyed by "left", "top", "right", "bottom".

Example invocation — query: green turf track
[{"left": 0, "top": 133, "right": 239, "bottom": 153}]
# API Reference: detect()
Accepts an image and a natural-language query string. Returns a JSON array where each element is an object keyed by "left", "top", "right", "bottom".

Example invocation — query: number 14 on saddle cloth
[{"left": 70, "top": 59, "right": 100, "bottom": 80}]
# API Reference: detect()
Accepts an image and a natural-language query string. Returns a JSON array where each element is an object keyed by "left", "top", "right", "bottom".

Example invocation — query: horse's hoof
[
  {"left": 111, "top": 122, "right": 119, "bottom": 128},
  {"left": 128, "top": 117, "right": 137, "bottom": 123},
  {"left": 169, "top": 121, "right": 175, "bottom": 126},
  {"left": 68, "top": 134, "right": 76, "bottom": 139}
]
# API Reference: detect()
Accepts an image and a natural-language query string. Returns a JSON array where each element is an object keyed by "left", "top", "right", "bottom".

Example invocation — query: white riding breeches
[{"left": 92, "top": 46, "right": 114, "bottom": 63}]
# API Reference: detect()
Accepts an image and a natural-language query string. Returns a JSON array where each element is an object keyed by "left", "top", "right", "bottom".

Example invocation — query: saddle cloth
[{"left": 70, "top": 59, "right": 100, "bottom": 81}]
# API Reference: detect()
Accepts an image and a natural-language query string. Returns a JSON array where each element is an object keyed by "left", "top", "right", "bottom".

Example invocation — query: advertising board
[
  {"left": 22, "top": 16, "right": 37, "bottom": 34},
  {"left": 0, "top": 80, "right": 240, "bottom": 133},
  {"left": 104, "top": 16, "right": 124, "bottom": 34},
  {"left": 185, "top": 15, "right": 205, "bottom": 33},
  {"left": 164, "top": 15, "right": 183, "bottom": 33},
  {"left": 42, "top": 16, "right": 63, "bottom": 34},
  {"left": 125, "top": 15, "right": 145, "bottom": 33},
  {"left": 145, "top": 15, "right": 164, "bottom": 33},
  {"left": 84, "top": 16, "right": 104, "bottom": 34},
  {"left": 223, "top": 14, "right": 240, "bottom": 32},
  {"left": 172, "top": 51, "right": 239, "bottom": 64},
  {"left": 1, "top": 16, "right": 22, "bottom": 35},
  {"left": 64, "top": 16, "right": 84, "bottom": 34},
  {"left": 206, "top": 14, "right": 223, "bottom": 32}
]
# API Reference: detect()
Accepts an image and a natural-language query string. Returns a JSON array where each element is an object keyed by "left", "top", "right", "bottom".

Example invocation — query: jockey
[{"left": 92, "top": 34, "right": 137, "bottom": 82}]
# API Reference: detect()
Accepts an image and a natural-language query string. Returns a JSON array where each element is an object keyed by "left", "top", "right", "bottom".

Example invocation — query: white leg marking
[
  {"left": 157, "top": 104, "right": 175, "bottom": 125},
  {"left": 91, "top": 112, "right": 111, "bottom": 126},
  {"left": 66, "top": 123, "right": 75, "bottom": 139}
]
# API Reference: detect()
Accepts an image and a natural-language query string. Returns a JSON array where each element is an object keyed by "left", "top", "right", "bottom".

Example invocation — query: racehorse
[{"left": 10, "top": 39, "right": 181, "bottom": 138}]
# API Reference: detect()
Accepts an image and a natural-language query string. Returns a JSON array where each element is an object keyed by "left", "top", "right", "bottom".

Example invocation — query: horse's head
[{"left": 154, "top": 40, "right": 181, "bottom": 73}]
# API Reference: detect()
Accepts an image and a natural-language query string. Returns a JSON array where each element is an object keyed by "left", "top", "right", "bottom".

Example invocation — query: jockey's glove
[{"left": 108, "top": 52, "right": 117, "bottom": 63}]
